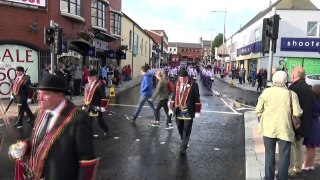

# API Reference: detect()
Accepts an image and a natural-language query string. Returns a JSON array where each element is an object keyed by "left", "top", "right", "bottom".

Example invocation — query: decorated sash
[
  {"left": 174, "top": 80, "right": 192, "bottom": 109},
  {"left": 12, "top": 76, "right": 28, "bottom": 95},
  {"left": 29, "top": 104, "right": 78, "bottom": 180},
  {"left": 84, "top": 81, "right": 99, "bottom": 105}
]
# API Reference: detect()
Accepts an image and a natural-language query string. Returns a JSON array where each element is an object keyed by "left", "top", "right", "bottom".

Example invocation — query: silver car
[{"left": 305, "top": 74, "right": 320, "bottom": 87}]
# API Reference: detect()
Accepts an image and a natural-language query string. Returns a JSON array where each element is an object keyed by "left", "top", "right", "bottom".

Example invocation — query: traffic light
[
  {"left": 56, "top": 28, "right": 63, "bottom": 55},
  {"left": 45, "top": 26, "right": 55, "bottom": 45},
  {"left": 271, "top": 14, "right": 280, "bottom": 40}
]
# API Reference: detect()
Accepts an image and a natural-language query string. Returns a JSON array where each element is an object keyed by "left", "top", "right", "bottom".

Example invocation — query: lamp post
[{"left": 210, "top": 9, "right": 227, "bottom": 65}]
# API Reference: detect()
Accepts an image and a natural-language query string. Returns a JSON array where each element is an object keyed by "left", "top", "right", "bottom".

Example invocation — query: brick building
[
  {"left": 145, "top": 30, "right": 168, "bottom": 66},
  {"left": 0, "top": 0, "right": 122, "bottom": 98},
  {"left": 168, "top": 42, "right": 202, "bottom": 62}
]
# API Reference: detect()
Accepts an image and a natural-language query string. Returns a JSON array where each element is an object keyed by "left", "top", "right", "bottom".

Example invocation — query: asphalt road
[{"left": 0, "top": 77, "right": 259, "bottom": 180}]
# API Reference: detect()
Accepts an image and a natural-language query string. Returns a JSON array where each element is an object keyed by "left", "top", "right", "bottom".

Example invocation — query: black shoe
[{"left": 12, "top": 122, "right": 22, "bottom": 128}]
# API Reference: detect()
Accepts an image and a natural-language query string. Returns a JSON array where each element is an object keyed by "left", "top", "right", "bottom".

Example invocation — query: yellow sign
[{"left": 109, "top": 86, "right": 115, "bottom": 97}]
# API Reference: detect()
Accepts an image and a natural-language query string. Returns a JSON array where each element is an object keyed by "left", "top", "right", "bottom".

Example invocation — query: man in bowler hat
[
  {"left": 11, "top": 66, "right": 35, "bottom": 127},
  {"left": 169, "top": 69, "right": 201, "bottom": 156},
  {"left": 82, "top": 69, "right": 109, "bottom": 137},
  {"left": 8, "top": 74, "right": 98, "bottom": 179}
]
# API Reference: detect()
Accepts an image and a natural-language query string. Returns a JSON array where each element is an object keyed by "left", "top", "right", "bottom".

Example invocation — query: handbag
[{"left": 289, "top": 90, "right": 301, "bottom": 130}]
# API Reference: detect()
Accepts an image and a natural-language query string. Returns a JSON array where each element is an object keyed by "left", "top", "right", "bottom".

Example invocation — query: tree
[{"left": 211, "top": 33, "right": 225, "bottom": 58}]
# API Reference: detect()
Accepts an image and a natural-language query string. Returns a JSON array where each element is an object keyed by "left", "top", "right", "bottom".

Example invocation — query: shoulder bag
[{"left": 289, "top": 90, "right": 301, "bottom": 130}]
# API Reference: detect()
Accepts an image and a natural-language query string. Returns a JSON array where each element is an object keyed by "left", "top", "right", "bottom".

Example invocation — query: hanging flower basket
[{"left": 77, "top": 28, "right": 95, "bottom": 40}]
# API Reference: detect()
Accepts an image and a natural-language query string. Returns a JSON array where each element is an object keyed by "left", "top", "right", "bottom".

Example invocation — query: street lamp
[{"left": 210, "top": 9, "right": 227, "bottom": 65}]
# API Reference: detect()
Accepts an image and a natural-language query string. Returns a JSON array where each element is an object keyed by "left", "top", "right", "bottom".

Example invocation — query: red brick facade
[{"left": 177, "top": 47, "right": 202, "bottom": 61}]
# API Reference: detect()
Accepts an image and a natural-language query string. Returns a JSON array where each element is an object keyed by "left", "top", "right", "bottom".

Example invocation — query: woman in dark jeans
[
  {"left": 149, "top": 71, "right": 173, "bottom": 129},
  {"left": 113, "top": 67, "right": 121, "bottom": 87},
  {"left": 257, "top": 69, "right": 264, "bottom": 92}
]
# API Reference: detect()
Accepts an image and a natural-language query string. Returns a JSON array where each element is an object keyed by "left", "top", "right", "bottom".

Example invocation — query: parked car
[{"left": 305, "top": 74, "right": 320, "bottom": 87}]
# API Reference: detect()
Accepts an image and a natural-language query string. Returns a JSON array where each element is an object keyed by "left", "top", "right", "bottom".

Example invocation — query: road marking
[
  {"left": 210, "top": 88, "right": 222, "bottom": 97},
  {"left": 135, "top": 139, "right": 140, "bottom": 142},
  {"left": 111, "top": 103, "right": 242, "bottom": 115},
  {"left": 220, "top": 98, "right": 239, "bottom": 114},
  {"left": 114, "top": 137, "right": 120, "bottom": 140},
  {"left": 236, "top": 107, "right": 255, "bottom": 111},
  {"left": 227, "top": 98, "right": 255, "bottom": 108},
  {"left": 160, "top": 142, "right": 165, "bottom": 145},
  {"left": 214, "top": 148, "right": 220, "bottom": 151}
]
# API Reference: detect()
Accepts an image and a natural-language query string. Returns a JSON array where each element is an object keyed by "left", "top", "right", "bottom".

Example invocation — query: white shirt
[{"left": 47, "top": 99, "right": 66, "bottom": 132}]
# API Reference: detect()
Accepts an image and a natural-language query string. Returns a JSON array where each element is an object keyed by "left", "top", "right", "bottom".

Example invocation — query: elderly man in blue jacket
[{"left": 129, "top": 65, "right": 156, "bottom": 122}]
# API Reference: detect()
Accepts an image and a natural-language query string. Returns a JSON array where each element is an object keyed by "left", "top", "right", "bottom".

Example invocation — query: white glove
[
  {"left": 100, "top": 107, "right": 106, "bottom": 112},
  {"left": 8, "top": 141, "right": 27, "bottom": 160},
  {"left": 82, "top": 106, "right": 86, "bottom": 110},
  {"left": 169, "top": 110, "right": 173, "bottom": 115},
  {"left": 195, "top": 113, "right": 200, "bottom": 118},
  {"left": 10, "top": 94, "right": 14, "bottom": 100},
  {"left": 27, "top": 99, "right": 32, "bottom": 104}
]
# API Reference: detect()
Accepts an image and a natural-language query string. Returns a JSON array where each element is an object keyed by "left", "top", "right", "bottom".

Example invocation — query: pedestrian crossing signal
[{"left": 45, "top": 26, "right": 55, "bottom": 45}]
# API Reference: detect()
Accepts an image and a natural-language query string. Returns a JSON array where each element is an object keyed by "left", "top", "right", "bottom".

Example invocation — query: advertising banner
[
  {"left": 4, "top": 0, "right": 46, "bottom": 7},
  {"left": 0, "top": 45, "right": 38, "bottom": 98}
]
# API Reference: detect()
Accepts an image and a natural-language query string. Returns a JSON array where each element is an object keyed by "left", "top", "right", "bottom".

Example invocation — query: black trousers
[
  {"left": 175, "top": 118, "right": 193, "bottom": 150},
  {"left": 89, "top": 112, "right": 109, "bottom": 133},
  {"left": 155, "top": 99, "right": 171, "bottom": 124},
  {"left": 73, "top": 79, "right": 82, "bottom": 95},
  {"left": 17, "top": 102, "right": 34, "bottom": 124}
]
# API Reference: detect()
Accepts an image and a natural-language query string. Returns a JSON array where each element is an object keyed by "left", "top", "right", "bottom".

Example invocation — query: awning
[
  {"left": 69, "top": 38, "right": 93, "bottom": 56},
  {"left": 94, "top": 32, "right": 119, "bottom": 42}
]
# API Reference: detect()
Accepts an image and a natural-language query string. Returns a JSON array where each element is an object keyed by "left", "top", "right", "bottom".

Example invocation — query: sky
[{"left": 122, "top": 0, "right": 320, "bottom": 43}]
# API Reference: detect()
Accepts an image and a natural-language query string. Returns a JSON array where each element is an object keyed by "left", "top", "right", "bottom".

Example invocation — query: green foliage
[{"left": 211, "top": 33, "right": 225, "bottom": 57}]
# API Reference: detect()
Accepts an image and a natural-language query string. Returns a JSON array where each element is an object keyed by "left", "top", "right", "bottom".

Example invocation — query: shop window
[
  {"left": 60, "top": 0, "right": 81, "bottom": 16},
  {"left": 307, "top": 22, "right": 319, "bottom": 37},
  {"left": 91, "top": 0, "right": 106, "bottom": 28},
  {"left": 110, "top": 12, "right": 121, "bottom": 36}
]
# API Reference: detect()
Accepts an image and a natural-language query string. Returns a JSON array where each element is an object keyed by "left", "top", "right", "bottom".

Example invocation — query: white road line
[
  {"left": 202, "top": 110, "right": 242, "bottom": 115},
  {"left": 220, "top": 98, "right": 239, "bottom": 114},
  {"left": 110, "top": 103, "right": 242, "bottom": 115},
  {"left": 236, "top": 107, "right": 255, "bottom": 111},
  {"left": 227, "top": 98, "right": 255, "bottom": 108}
]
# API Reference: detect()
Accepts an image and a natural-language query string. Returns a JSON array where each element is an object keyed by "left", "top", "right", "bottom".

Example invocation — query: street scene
[{"left": 1, "top": 0, "right": 320, "bottom": 180}]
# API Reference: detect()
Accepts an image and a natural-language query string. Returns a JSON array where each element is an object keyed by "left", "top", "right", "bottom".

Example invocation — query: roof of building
[
  {"left": 203, "top": 40, "right": 211, "bottom": 46},
  {"left": 149, "top": 30, "right": 168, "bottom": 39},
  {"left": 236, "top": 0, "right": 318, "bottom": 35},
  {"left": 168, "top": 42, "right": 202, "bottom": 48}
]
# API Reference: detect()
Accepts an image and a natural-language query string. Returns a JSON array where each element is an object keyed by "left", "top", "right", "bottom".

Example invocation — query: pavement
[{"left": 217, "top": 74, "right": 320, "bottom": 180}]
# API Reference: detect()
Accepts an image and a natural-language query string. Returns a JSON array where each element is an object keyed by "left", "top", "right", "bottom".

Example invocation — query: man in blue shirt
[{"left": 129, "top": 65, "right": 156, "bottom": 122}]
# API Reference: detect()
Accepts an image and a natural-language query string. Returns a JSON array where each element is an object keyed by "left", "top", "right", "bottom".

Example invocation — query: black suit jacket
[
  {"left": 171, "top": 78, "right": 201, "bottom": 118},
  {"left": 29, "top": 100, "right": 95, "bottom": 179},
  {"left": 289, "top": 79, "right": 315, "bottom": 137},
  {"left": 14, "top": 75, "right": 32, "bottom": 104},
  {"left": 88, "top": 81, "right": 106, "bottom": 108}
]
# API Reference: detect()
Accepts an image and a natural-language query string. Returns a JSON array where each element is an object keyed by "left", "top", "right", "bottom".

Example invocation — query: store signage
[
  {"left": 4, "top": 0, "right": 46, "bottom": 7},
  {"left": 0, "top": 45, "right": 38, "bottom": 98},
  {"left": 57, "top": 50, "right": 83, "bottom": 59},
  {"left": 237, "top": 41, "right": 262, "bottom": 56},
  {"left": 93, "top": 39, "right": 108, "bottom": 50},
  {"left": 281, "top": 37, "right": 320, "bottom": 52}
]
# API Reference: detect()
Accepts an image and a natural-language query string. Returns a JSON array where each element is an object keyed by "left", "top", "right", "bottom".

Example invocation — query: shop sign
[
  {"left": 0, "top": 45, "right": 38, "bottom": 98},
  {"left": 4, "top": 0, "right": 46, "bottom": 7},
  {"left": 237, "top": 41, "right": 262, "bottom": 56},
  {"left": 93, "top": 39, "right": 108, "bottom": 51},
  {"left": 57, "top": 50, "right": 83, "bottom": 59},
  {"left": 281, "top": 37, "right": 320, "bottom": 52}
]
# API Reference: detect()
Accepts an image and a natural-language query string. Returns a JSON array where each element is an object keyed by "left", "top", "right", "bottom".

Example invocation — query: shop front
[{"left": 0, "top": 44, "right": 39, "bottom": 98}]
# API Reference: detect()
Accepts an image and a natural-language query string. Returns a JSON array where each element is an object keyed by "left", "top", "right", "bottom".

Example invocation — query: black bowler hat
[
  {"left": 16, "top": 66, "right": 24, "bottom": 72},
  {"left": 88, "top": 69, "right": 98, "bottom": 76},
  {"left": 37, "top": 75, "right": 67, "bottom": 93},
  {"left": 178, "top": 69, "right": 189, "bottom": 77}
]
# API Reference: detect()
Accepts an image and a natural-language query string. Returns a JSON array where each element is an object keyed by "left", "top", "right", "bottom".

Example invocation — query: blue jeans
[
  {"left": 263, "top": 137, "right": 291, "bottom": 180},
  {"left": 133, "top": 96, "right": 156, "bottom": 120}
]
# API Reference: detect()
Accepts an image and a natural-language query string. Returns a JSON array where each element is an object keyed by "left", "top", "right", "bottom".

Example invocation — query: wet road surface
[{"left": 0, "top": 77, "right": 257, "bottom": 180}]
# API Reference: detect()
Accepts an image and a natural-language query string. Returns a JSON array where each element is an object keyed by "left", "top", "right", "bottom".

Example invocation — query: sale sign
[
  {"left": 4, "top": 0, "right": 46, "bottom": 7},
  {"left": 0, "top": 45, "right": 39, "bottom": 98}
]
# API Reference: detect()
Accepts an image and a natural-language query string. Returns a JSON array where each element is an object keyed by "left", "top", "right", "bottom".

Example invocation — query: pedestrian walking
[
  {"left": 255, "top": 71, "right": 303, "bottom": 180},
  {"left": 169, "top": 69, "right": 201, "bottom": 156},
  {"left": 129, "top": 65, "right": 156, "bottom": 122},
  {"left": 82, "top": 69, "right": 109, "bottom": 137},
  {"left": 149, "top": 71, "right": 173, "bottom": 129},
  {"left": 40, "top": 64, "right": 51, "bottom": 81},
  {"left": 73, "top": 63, "right": 82, "bottom": 96},
  {"left": 11, "top": 66, "right": 35, "bottom": 127},
  {"left": 8, "top": 75, "right": 98, "bottom": 180},
  {"left": 288, "top": 66, "right": 315, "bottom": 175},
  {"left": 257, "top": 69, "right": 264, "bottom": 92},
  {"left": 302, "top": 84, "right": 320, "bottom": 171}
]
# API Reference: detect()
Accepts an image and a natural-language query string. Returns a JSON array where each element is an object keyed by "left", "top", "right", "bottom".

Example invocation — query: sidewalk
[
  {"left": 0, "top": 77, "right": 141, "bottom": 118},
  {"left": 217, "top": 74, "right": 320, "bottom": 179}
]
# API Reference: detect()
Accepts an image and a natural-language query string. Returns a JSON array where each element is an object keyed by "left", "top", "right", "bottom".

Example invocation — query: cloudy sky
[{"left": 122, "top": 0, "right": 320, "bottom": 43}]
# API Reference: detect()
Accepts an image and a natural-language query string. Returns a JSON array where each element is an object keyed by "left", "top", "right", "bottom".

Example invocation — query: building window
[
  {"left": 91, "top": 0, "right": 106, "bottom": 28},
  {"left": 129, "top": 30, "right": 132, "bottom": 51},
  {"left": 169, "top": 48, "right": 172, "bottom": 52},
  {"left": 174, "top": 48, "right": 176, "bottom": 52},
  {"left": 145, "top": 41, "right": 147, "bottom": 57},
  {"left": 255, "top": 29, "right": 260, "bottom": 41},
  {"left": 182, "top": 49, "right": 184, "bottom": 52},
  {"left": 141, "top": 38, "right": 143, "bottom": 55},
  {"left": 307, "top": 22, "right": 319, "bottom": 37},
  {"left": 110, "top": 12, "right": 121, "bottom": 36},
  {"left": 60, "top": 0, "right": 81, "bottom": 16}
]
